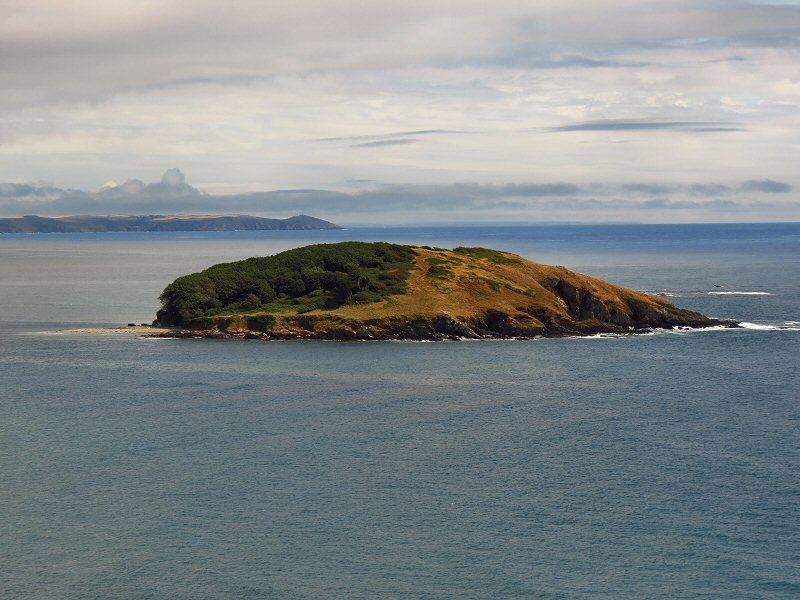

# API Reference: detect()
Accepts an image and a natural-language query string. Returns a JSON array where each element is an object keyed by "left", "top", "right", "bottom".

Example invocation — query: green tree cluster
[{"left": 156, "top": 242, "right": 416, "bottom": 326}]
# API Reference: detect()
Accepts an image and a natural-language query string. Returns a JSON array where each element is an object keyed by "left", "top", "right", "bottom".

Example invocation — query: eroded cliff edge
[{"left": 152, "top": 242, "right": 737, "bottom": 340}]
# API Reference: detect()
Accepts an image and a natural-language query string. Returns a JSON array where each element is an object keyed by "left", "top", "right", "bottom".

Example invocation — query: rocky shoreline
[{"left": 141, "top": 310, "right": 740, "bottom": 342}]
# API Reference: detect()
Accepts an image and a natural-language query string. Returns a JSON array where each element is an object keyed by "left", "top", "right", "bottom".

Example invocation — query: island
[
  {"left": 0, "top": 214, "right": 341, "bottom": 233},
  {"left": 149, "top": 241, "right": 736, "bottom": 340}
]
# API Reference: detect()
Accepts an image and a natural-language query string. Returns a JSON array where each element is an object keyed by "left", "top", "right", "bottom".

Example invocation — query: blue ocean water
[{"left": 1, "top": 224, "right": 798, "bottom": 599}]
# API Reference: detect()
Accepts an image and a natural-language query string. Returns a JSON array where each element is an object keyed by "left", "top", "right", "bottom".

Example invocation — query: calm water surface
[{"left": 1, "top": 224, "right": 798, "bottom": 599}]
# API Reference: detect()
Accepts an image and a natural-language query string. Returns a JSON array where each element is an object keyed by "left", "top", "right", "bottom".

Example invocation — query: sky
[{"left": 1, "top": 0, "right": 799, "bottom": 224}]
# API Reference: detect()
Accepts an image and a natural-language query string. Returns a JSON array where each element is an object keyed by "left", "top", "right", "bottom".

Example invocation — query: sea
[{"left": 1, "top": 223, "right": 798, "bottom": 599}]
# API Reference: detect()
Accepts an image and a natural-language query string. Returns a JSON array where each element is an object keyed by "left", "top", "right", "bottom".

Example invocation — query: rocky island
[{"left": 149, "top": 242, "right": 736, "bottom": 340}]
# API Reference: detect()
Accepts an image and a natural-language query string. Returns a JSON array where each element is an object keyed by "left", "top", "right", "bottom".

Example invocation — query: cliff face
[{"left": 153, "top": 243, "right": 735, "bottom": 340}]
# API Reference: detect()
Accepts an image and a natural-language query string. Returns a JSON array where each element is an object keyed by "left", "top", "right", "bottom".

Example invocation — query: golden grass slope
[{"left": 196, "top": 246, "right": 727, "bottom": 340}]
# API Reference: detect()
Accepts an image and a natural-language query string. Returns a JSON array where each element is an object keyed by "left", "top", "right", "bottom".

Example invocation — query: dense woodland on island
[{"left": 157, "top": 242, "right": 417, "bottom": 327}]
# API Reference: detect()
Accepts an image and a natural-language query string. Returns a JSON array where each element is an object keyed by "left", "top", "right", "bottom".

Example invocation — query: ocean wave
[
  {"left": 668, "top": 325, "right": 731, "bottom": 333},
  {"left": 644, "top": 290, "right": 775, "bottom": 298},
  {"left": 570, "top": 332, "right": 640, "bottom": 339},
  {"left": 707, "top": 291, "right": 772, "bottom": 296},
  {"left": 740, "top": 322, "right": 800, "bottom": 331}
]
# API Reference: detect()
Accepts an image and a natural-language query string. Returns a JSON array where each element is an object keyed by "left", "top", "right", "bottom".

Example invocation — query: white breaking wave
[
  {"left": 571, "top": 332, "right": 639, "bottom": 339},
  {"left": 708, "top": 291, "right": 772, "bottom": 296},
  {"left": 667, "top": 325, "right": 731, "bottom": 333},
  {"left": 740, "top": 322, "right": 800, "bottom": 331}
]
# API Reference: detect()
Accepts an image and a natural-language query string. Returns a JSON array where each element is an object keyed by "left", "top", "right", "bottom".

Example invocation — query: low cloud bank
[{"left": 0, "top": 169, "right": 796, "bottom": 224}]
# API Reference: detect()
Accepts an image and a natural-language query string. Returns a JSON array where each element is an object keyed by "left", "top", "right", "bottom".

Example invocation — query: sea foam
[
  {"left": 708, "top": 291, "right": 772, "bottom": 296},
  {"left": 740, "top": 322, "right": 800, "bottom": 331}
]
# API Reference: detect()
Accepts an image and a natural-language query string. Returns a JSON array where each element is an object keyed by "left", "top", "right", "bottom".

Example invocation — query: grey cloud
[
  {"left": 337, "top": 182, "right": 584, "bottom": 206},
  {"left": 310, "top": 129, "right": 475, "bottom": 149},
  {"left": 535, "top": 55, "right": 648, "bottom": 69},
  {"left": 728, "top": 32, "right": 800, "bottom": 49},
  {"left": 127, "top": 74, "right": 272, "bottom": 95},
  {"left": 159, "top": 190, "right": 748, "bottom": 216},
  {"left": 511, "top": 197, "right": 750, "bottom": 213},
  {"left": 622, "top": 183, "right": 673, "bottom": 195},
  {"left": 1, "top": 171, "right": 796, "bottom": 222},
  {"left": 315, "top": 129, "right": 472, "bottom": 143},
  {"left": 549, "top": 120, "right": 744, "bottom": 133},
  {"left": 740, "top": 179, "right": 792, "bottom": 192},
  {"left": 4, "top": 1, "right": 800, "bottom": 110},
  {"left": 702, "top": 55, "right": 750, "bottom": 63},
  {"left": 641, "top": 198, "right": 740, "bottom": 209},
  {"left": 615, "top": 181, "right": 790, "bottom": 196},
  {"left": 689, "top": 183, "right": 731, "bottom": 195},
  {"left": 352, "top": 139, "right": 420, "bottom": 148},
  {"left": 0, "top": 182, "right": 65, "bottom": 198},
  {"left": 687, "top": 127, "right": 746, "bottom": 132},
  {"left": 460, "top": 52, "right": 650, "bottom": 70},
  {"left": 496, "top": 183, "right": 584, "bottom": 196}
]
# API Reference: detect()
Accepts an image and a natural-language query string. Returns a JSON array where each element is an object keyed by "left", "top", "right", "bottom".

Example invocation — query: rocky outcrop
[{"left": 540, "top": 277, "right": 717, "bottom": 330}]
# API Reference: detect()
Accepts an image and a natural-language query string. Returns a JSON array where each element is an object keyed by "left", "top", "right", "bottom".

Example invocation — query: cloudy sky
[{"left": 1, "top": 0, "right": 799, "bottom": 223}]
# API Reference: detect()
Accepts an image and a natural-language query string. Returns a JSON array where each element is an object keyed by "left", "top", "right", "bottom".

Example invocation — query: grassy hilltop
[{"left": 155, "top": 241, "right": 730, "bottom": 339}]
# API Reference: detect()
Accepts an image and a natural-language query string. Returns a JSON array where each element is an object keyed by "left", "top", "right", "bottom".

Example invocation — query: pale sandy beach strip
[{"left": 60, "top": 326, "right": 173, "bottom": 336}]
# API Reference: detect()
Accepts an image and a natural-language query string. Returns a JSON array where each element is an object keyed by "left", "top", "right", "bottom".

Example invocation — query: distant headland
[
  {"left": 148, "top": 241, "right": 738, "bottom": 340},
  {"left": 0, "top": 214, "right": 341, "bottom": 233}
]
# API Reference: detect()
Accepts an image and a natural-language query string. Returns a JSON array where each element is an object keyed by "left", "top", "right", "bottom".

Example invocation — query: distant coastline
[{"left": 0, "top": 214, "right": 341, "bottom": 233}]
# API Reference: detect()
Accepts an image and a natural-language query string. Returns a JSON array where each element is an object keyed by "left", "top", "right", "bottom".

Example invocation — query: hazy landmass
[
  {"left": 152, "top": 241, "right": 734, "bottom": 340},
  {"left": 0, "top": 214, "right": 341, "bottom": 233}
]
